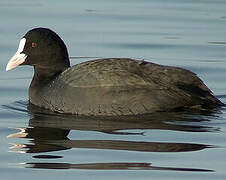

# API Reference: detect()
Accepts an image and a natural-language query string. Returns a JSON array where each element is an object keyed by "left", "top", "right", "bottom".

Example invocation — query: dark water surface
[{"left": 1, "top": 0, "right": 226, "bottom": 179}]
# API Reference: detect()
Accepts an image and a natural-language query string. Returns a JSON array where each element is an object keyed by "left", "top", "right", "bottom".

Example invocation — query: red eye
[{"left": 32, "top": 42, "right": 37, "bottom": 48}]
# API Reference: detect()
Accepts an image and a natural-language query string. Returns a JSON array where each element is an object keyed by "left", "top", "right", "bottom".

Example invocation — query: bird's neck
[{"left": 30, "top": 65, "right": 67, "bottom": 87}]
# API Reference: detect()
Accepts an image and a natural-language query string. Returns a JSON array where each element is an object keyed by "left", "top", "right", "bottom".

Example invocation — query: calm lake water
[{"left": 1, "top": 0, "right": 226, "bottom": 179}]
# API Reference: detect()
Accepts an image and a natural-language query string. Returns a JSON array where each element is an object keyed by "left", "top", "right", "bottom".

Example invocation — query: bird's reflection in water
[
  {"left": 25, "top": 162, "right": 213, "bottom": 172},
  {"left": 7, "top": 101, "right": 221, "bottom": 172}
]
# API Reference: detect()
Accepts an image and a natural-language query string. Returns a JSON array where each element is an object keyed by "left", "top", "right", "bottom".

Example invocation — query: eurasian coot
[{"left": 6, "top": 28, "right": 223, "bottom": 116}]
